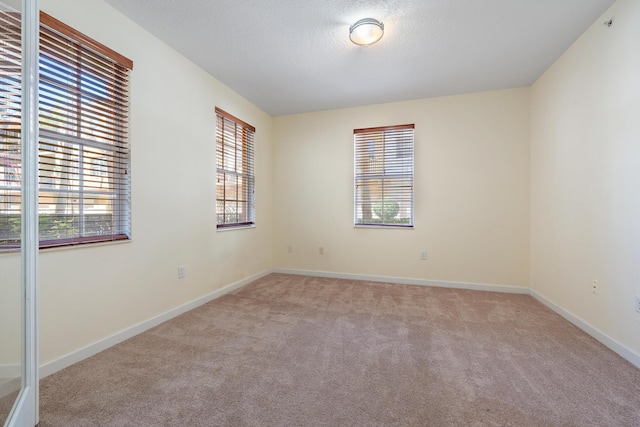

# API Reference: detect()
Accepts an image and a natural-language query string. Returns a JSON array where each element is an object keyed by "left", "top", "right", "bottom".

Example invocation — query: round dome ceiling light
[{"left": 349, "top": 18, "right": 384, "bottom": 46}]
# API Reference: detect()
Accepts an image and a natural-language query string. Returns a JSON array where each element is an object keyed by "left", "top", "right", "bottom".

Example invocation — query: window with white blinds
[
  {"left": 354, "top": 124, "right": 414, "bottom": 227},
  {"left": 215, "top": 107, "right": 255, "bottom": 228},
  {"left": 0, "top": 11, "right": 133, "bottom": 250}
]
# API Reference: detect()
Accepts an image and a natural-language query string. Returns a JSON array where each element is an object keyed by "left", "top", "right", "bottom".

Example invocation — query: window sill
[
  {"left": 216, "top": 224, "right": 256, "bottom": 232},
  {"left": 354, "top": 224, "right": 414, "bottom": 229},
  {"left": 0, "top": 237, "right": 131, "bottom": 255}
]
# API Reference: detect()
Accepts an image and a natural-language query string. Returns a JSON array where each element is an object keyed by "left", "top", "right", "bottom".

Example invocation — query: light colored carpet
[
  {"left": 0, "top": 389, "right": 18, "bottom": 425},
  {"left": 6, "top": 273, "right": 640, "bottom": 425}
]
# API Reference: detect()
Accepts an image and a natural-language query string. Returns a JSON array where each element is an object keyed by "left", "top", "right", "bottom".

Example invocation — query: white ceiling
[{"left": 104, "top": 0, "right": 615, "bottom": 116}]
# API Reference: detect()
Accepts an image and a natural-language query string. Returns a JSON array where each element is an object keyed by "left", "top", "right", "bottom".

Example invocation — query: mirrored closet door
[{"left": 1, "top": 0, "right": 38, "bottom": 425}]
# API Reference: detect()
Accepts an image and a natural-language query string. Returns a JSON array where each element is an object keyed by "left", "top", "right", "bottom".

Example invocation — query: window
[
  {"left": 215, "top": 107, "right": 255, "bottom": 228},
  {"left": 354, "top": 124, "right": 414, "bottom": 227},
  {"left": 0, "top": 11, "right": 133, "bottom": 250}
]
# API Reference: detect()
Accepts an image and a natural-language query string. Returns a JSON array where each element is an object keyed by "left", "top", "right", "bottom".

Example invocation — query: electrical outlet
[
  {"left": 635, "top": 295, "right": 640, "bottom": 313},
  {"left": 287, "top": 245, "right": 292, "bottom": 253},
  {"left": 319, "top": 247, "right": 324, "bottom": 255},
  {"left": 420, "top": 250, "right": 427, "bottom": 260},
  {"left": 592, "top": 280, "right": 599, "bottom": 294},
  {"left": 178, "top": 265, "right": 185, "bottom": 279}
]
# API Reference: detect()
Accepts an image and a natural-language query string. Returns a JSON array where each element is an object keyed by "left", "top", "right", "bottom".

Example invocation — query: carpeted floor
[{"left": 4, "top": 273, "right": 640, "bottom": 426}]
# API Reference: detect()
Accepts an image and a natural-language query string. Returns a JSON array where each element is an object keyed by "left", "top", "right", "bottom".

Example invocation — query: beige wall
[
  {"left": 531, "top": 0, "right": 640, "bottom": 355},
  {"left": 272, "top": 88, "right": 531, "bottom": 287},
  {"left": 0, "top": 0, "right": 273, "bottom": 365}
]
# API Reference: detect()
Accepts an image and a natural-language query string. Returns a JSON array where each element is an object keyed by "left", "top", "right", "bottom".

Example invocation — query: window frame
[
  {"left": 353, "top": 124, "right": 415, "bottom": 228},
  {"left": 215, "top": 107, "right": 256, "bottom": 230}
]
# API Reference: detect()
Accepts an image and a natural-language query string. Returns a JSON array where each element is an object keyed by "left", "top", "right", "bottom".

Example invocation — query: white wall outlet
[
  {"left": 319, "top": 247, "right": 324, "bottom": 255},
  {"left": 592, "top": 280, "right": 599, "bottom": 294},
  {"left": 178, "top": 265, "right": 185, "bottom": 279},
  {"left": 635, "top": 295, "right": 640, "bottom": 313},
  {"left": 287, "top": 245, "right": 292, "bottom": 253},
  {"left": 420, "top": 250, "right": 427, "bottom": 261}
]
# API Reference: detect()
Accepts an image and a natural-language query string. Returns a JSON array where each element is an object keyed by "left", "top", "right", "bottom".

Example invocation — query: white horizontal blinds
[
  {"left": 215, "top": 107, "right": 255, "bottom": 228},
  {"left": 354, "top": 124, "right": 414, "bottom": 227},
  {"left": 0, "top": 10, "right": 22, "bottom": 247},
  {"left": 37, "top": 12, "right": 132, "bottom": 247}
]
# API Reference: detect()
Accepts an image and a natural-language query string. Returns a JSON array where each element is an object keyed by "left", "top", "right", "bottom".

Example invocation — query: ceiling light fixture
[{"left": 349, "top": 18, "right": 384, "bottom": 46}]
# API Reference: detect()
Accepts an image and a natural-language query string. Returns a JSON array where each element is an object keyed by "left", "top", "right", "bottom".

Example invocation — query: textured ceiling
[{"left": 104, "top": 0, "right": 615, "bottom": 116}]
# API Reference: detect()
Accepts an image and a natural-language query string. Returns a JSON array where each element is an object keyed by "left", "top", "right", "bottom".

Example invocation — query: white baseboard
[
  {"left": 530, "top": 290, "right": 640, "bottom": 369},
  {"left": 272, "top": 268, "right": 530, "bottom": 294},
  {"left": 39, "top": 269, "right": 271, "bottom": 379}
]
